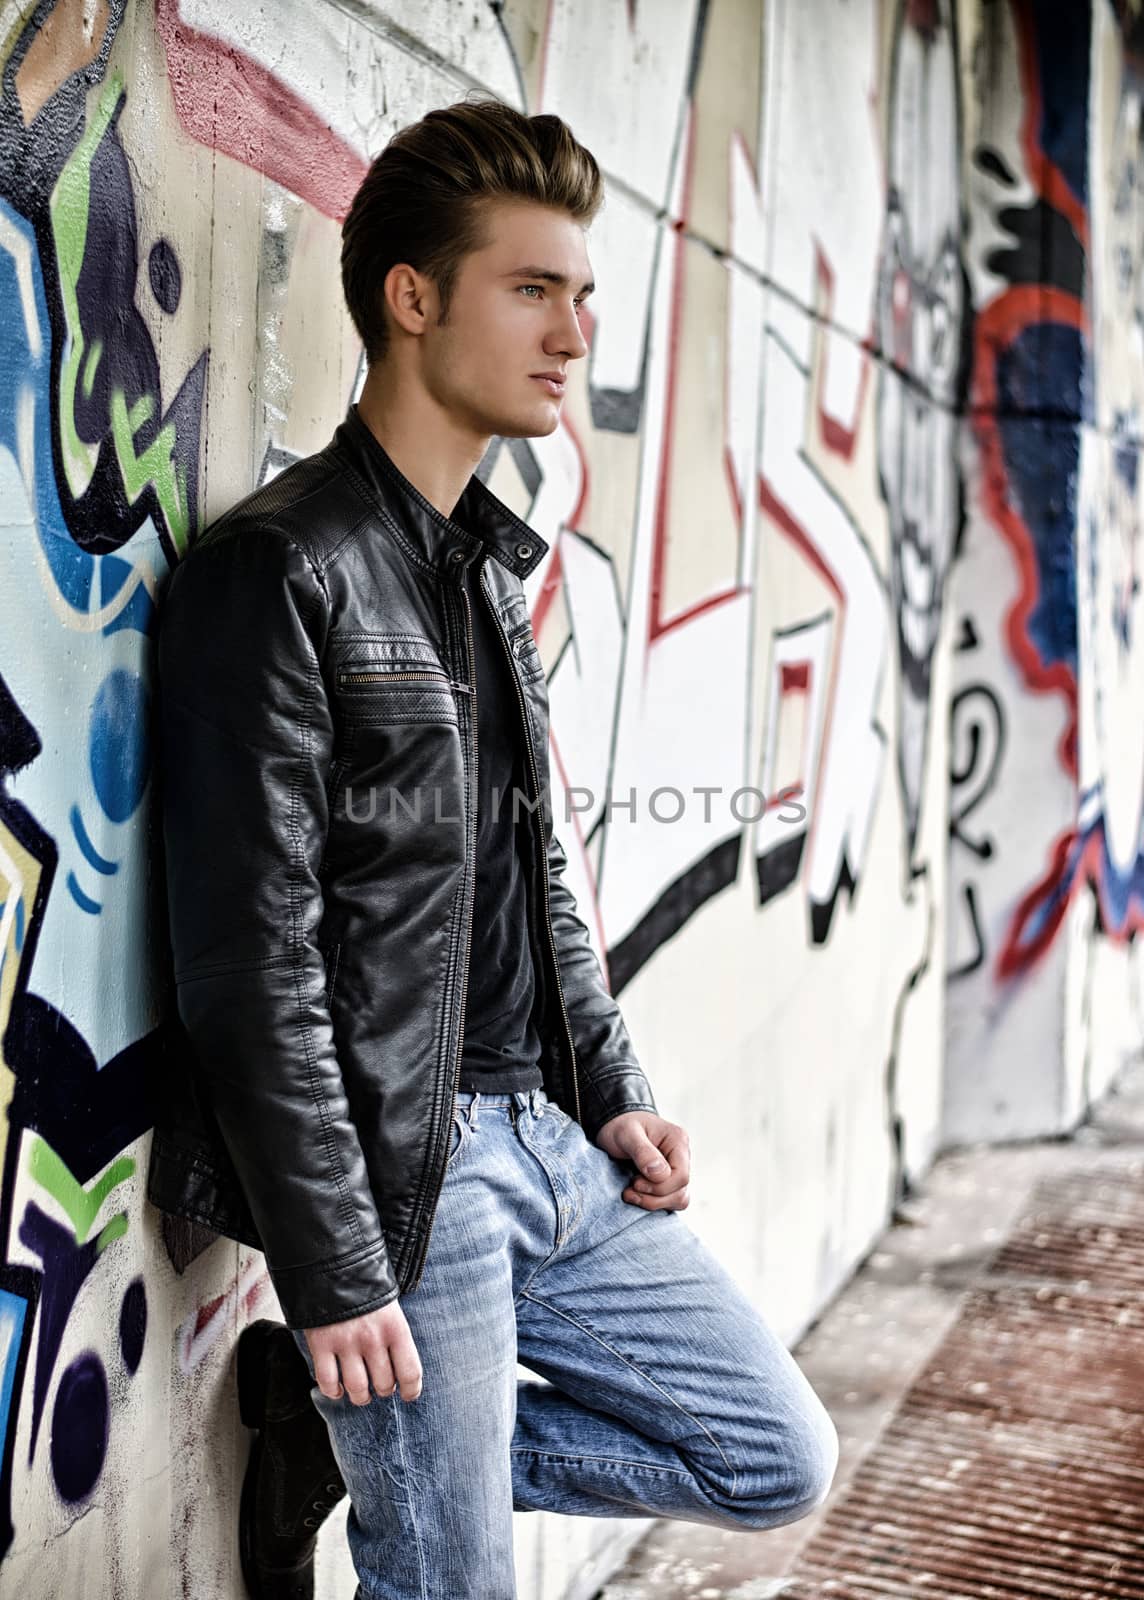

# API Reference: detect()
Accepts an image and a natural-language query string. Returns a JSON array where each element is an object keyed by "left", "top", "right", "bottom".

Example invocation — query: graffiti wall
[
  {"left": 945, "top": 0, "right": 1089, "bottom": 1139},
  {"left": 946, "top": 0, "right": 1144, "bottom": 1141},
  {"left": 0, "top": 0, "right": 1136, "bottom": 1594}
]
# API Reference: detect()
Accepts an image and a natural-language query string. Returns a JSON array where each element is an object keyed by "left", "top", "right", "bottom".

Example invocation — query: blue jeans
[{"left": 291, "top": 1087, "right": 838, "bottom": 1599}]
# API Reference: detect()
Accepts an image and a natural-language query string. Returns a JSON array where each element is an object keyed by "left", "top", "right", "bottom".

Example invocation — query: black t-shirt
[{"left": 455, "top": 551, "right": 544, "bottom": 1094}]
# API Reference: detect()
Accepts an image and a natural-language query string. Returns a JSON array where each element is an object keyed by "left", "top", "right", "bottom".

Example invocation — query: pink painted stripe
[{"left": 155, "top": 0, "right": 367, "bottom": 221}]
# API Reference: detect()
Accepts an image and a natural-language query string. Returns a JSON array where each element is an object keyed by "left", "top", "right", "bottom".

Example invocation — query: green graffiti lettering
[
  {"left": 49, "top": 72, "right": 122, "bottom": 503},
  {"left": 48, "top": 69, "right": 192, "bottom": 558},
  {"left": 94, "top": 1213, "right": 130, "bottom": 1254},
  {"left": 110, "top": 387, "right": 189, "bottom": 551},
  {"left": 81, "top": 337, "right": 102, "bottom": 401},
  {"left": 28, "top": 1136, "right": 135, "bottom": 1244}
]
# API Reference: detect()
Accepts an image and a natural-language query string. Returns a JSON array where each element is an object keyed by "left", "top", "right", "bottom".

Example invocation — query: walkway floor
[{"left": 597, "top": 1061, "right": 1144, "bottom": 1600}]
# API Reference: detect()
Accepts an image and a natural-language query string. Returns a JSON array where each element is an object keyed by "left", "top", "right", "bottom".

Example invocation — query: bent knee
[{"left": 723, "top": 1403, "right": 839, "bottom": 1531}]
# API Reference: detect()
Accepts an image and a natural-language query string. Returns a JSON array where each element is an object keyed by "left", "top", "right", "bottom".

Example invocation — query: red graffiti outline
[
  {"left": 530, "top": 402, "right": 591, "bottom": 647},
  {"left": 977, "top": 1, "right": 1101, "bottom": 979},
  {"left": 758, "top": 474, "right": 845, "bottom": 918},
  {"left": 549, "top": 729, "right": 613, "bottom": 991},
  {"left": 813, "top": 244, "right": 874, "bottom": 461},
  {"left": 648, "top": 107, "right": 748, "bottom": 655},
  {"left": 766, "top": 660, "right": 813, "bottom": 816},
  {"left": 722, "top": 128, "right": 759, "bottom": 533},
  {"left": 971, "top": 285, "right": 1085, "bottom": 782},
  {"left": 1013, "top": 0, "right": 1090, "bottom": 252}
]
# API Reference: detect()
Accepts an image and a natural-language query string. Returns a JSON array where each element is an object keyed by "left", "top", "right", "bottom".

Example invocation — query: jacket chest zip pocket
[
  {"left": 499, "top": 603, "right": 545, "bottom": 685},
  {"left": 331, "top": 634, "right": 464, "bottom": 726}
]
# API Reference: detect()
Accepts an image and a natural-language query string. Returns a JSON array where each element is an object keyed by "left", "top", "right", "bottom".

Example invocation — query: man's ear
[{"left": 383, "top": 262, "right": 433, "bottom": 341}]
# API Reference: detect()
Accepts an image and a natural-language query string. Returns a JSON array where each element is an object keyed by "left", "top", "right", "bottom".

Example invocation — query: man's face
[{"left": 417, "top": 197, "right": 593, "bottom": 440}]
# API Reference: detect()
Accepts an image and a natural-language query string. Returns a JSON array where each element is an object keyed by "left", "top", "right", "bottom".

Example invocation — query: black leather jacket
[{"left": 145, "top": 405, "right": 658, "bottom": 1329}]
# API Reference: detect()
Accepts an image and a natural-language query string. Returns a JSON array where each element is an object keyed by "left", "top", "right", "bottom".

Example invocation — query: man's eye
[{"left": 519, "top": 285, "right": 588, "bottom": 315}]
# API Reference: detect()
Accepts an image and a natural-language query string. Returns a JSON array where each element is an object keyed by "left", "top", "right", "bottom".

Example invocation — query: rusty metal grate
[
  {"left": 781, "top": 1169, "right": 1144, "bottom": 1598},
  {"left": 984, "top": 1171, "right": 1144, "bottom": 1292}
]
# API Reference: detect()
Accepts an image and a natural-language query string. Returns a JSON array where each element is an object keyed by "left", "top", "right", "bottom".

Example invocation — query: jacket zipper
[
  {"left": 481, "top": 569, "right": 582, "bottom": 1124},
  {"left": 337, "top": 668, "right": 469, "bottom": 690},
  {"left": 405, "top": 579, "right": 479, "bottom": 1289}
]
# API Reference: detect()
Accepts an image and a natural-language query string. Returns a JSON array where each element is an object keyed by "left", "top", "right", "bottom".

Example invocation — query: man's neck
[{"left": 355, "top": 364, "right": 490, "bottom": 523}]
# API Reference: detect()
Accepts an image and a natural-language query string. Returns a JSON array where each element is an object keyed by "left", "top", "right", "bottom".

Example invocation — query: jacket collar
[{"left": 334, "top": 403, "right": 548, "bottom": 582}]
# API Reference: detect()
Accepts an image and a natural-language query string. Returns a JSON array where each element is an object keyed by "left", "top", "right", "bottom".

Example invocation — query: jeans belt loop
[{"left": 469, "top": 1090, "right": 481, "bottom": 1131}]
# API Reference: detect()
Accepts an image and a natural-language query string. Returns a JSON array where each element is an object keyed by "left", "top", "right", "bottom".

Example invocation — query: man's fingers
[
  {"left": 624, "top": 1127, "right": 690, "bottom": 1209},
  {"left": 311, "top": 1347, "right": 343, "bottom": 1402},
  {"left": 391, "top": 1339, "right": 424, "bottom": 1403},
  {"left": 635, "top": 1135, "right": 670, "bottom": 1178},
  {"left": 634, "top": 1168, "right": 688, "bottom": 1195},
  {"left": 304, "top": 1305, "right": 419, "bottom": 1406},
  {"left": 339, "top": 1352, "right": 372, "bottom": 1407},
  {"left": 623, "top": 1182, "right": 690, "bottom": 1211},
  {"left": 633, "top": 1130, "right": 690, "bottom": 1192},
  {"left": 364, "top": 1322, "right": 420, "bottom": 1403},
  {"left": 365, "top": 1345, "right": 398, "bottom": 1400}
]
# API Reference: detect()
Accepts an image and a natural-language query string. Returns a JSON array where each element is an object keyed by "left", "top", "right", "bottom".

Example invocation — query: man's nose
[{"left": 549, "top": 303, "right": 589, "bottom": 361}]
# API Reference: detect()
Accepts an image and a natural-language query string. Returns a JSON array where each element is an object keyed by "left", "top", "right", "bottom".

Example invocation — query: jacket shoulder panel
[{"left": 194, "top": 447, "right": 373, "bottom": 575}]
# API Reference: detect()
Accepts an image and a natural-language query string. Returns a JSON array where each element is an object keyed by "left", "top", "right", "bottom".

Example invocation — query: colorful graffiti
[
  {"left": 0, "top": 0, "right": 1137, "bottom": 1591},
  {"left": 945, "top": 0, "right": 1096, "bottom": 1138},
  {"left": 964, "top": 3, "right": 1088, "bottom": 976},
  {"left": 0, "top": 0, "right": 192, "bottom": 1567}
]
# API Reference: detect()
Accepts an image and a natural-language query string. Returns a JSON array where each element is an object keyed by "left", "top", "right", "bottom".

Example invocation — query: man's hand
[
  {"left": 594, "top": 1110, "right": 691, "bottom": 1211},
  {"left": 305, "top": 1300, "right": 423, "bottom": 1406}
]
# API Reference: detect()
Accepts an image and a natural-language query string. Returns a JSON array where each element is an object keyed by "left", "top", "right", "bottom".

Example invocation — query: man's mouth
[{"left": 531, "top": 374, "right": 566, "bottom": 396}]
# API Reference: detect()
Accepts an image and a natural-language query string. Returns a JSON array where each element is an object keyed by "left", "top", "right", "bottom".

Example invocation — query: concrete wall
[{"left": 0, "top": 0, "right": 1138, "bottom": 1595}]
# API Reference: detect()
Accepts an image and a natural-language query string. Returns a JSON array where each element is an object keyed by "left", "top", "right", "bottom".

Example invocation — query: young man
[{"left": 147, "top": 97, "right": 838, "bottom": 1600}]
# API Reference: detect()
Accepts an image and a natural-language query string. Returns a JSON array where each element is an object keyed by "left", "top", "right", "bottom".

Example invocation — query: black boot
[{"left": 236, "top": 1319, "right": 347, "bottom": 1600}]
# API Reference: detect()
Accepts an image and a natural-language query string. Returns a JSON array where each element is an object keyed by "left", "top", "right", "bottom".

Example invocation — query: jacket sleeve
[
  {"left": 158, "top": 523, "right": 397, "bottom": 1328},
  {"left": 544, "top": 825, "right": 659, "bottom": 1141}
]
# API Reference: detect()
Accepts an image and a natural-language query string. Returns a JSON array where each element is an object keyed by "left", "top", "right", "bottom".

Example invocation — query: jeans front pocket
[
  {"left": 444, "top": 1107, "right": 471, "bottom": 1171},
  {"left": 540, "top": 1095, "right": 572, "bottom": 1127}
]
